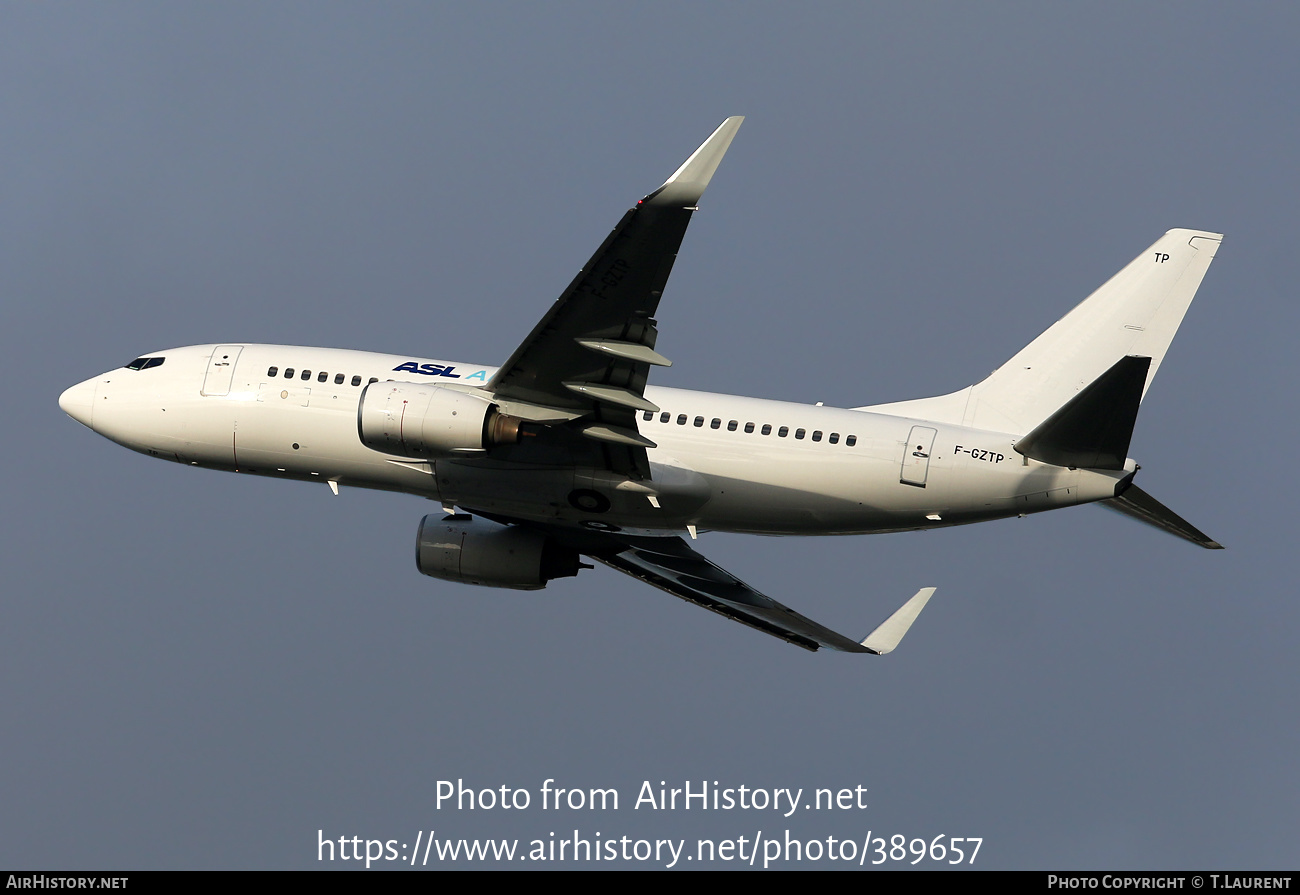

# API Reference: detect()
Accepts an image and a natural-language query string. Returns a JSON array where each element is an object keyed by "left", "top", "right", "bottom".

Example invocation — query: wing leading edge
[{"left": 485, "top": 117, "right": 744, "bottom": 478}]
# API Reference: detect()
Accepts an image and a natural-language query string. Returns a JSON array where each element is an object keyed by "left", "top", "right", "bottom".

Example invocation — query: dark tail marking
[{"left": 1015, "top": 356, "right": 1150, "bottom": 470}]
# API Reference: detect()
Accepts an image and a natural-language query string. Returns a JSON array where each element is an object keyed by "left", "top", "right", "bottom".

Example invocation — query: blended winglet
[
  {"left": 861, "top": 587, "right": 936, "bottom": 655},
  {"left": 644, "top": 116, "right": 744, "bottom": 207}
]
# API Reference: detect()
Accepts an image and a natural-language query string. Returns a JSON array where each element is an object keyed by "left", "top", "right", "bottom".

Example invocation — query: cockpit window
[{"left": 124, "top": 357, "right": 165, "bottom": 371}]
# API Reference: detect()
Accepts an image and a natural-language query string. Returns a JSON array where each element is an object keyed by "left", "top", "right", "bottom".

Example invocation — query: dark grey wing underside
[
  {"left": 593, "top": 534, "right": 871, "bottom": 652},
  {"left": 513, "top": 523, "right": 934, "bottom": 653},
  {"left": 485, "top": 118, "right": 744, "bottom": 479}
]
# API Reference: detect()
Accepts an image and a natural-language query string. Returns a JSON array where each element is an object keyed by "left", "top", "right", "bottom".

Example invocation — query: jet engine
[
  {"left": 416, "top": 514, "right": 586, "bottom": 590},
  {"left": 358, "top": 382, "right": 523, "bottom": 457}
]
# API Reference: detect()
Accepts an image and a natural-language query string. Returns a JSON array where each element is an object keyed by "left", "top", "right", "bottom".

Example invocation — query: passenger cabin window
[
  {"left": 778, "top": 426, "right": 789, "bottom": 437},
  {"left": 643, "top": 411, "right": 654, "bottom": 421},
  {"left": 727, "top": 420, "right": 738, "bottom": 431},
  {"left": 710, "top": 418, "right": 721, "bottom": 429},
  {"left": 317, "top": 371, "right": 328, "bottom": 383},
  {"left": 761, "top": 424, "right": 772, "bottom": 435},
  {"left": 693, "top": 416, "right": 704, "bottom": 427},
  {"left": 352, "top": 375, "right": 362, "bottom": 386},
  {"left": 284, "top": 368, "right": 295, "bottom": 378},
  {"left": 368, "top": 377, "right": 378, "bottom": 385},
  {"left": 677, "top": 414, "right": 687, "bottom": 425},
  {"left": 335, "top": 373, "right": 345, "bottom": 385},
  {"left": 795, "top": 428, "right": 806, "bottom": 440},
  {"left": 846, "top": 435, "right": 858, "bottom": 447},
  {"left": 301, "top": 370, "right": 312, "bottom": 381},
  {"left": 812, "top": 430, "right": 823, "bottom": 442},
  {"left": 660, "top": 412, "right": 670, "bottom": 423},
  {"left": 829, "top": 433, "right": 840, "bottom": 444},
  {"left": 744, "top": 422, "right": 755, "bottom": 434},
  {"left": 267, "top": 366, "right": 278, "bottom": 377}
]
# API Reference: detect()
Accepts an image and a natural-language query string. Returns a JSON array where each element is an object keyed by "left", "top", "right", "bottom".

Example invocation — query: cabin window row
[
  {"left": 266, "top": 367, "right": 378, "bottom": 387},
  {"left": 642, "top": 410, "right": 857, "bottom": 447}
]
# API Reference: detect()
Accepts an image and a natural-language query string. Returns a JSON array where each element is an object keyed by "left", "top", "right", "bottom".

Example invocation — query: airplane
[{"left": 57, "top": 116, "right": 1223, "bottom": 655}]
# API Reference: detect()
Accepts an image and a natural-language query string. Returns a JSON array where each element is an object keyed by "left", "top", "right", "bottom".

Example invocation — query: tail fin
[{"left": 862, "top": 229, "right": 1223, "bottom": 435}]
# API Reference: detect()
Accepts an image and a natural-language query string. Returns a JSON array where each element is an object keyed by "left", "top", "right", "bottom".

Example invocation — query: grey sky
[{"left": 3, "top": 3, "right": 1296, "bottom": 869}]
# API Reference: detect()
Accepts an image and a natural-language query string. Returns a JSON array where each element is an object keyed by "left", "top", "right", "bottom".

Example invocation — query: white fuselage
[{"left": 61, "top": 343, "right": 1132, "bottom": 536}]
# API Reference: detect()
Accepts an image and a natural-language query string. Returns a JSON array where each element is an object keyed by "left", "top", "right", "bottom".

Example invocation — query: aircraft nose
[{"left": 59, "top": 377, "right": 97, "bottom": 430}]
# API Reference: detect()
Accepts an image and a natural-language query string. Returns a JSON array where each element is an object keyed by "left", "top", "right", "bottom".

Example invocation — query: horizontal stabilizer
[
  {"left": 1100, "top": 483, "right": 1223, "bottom": 549},
  {"left": 1015, "top": 355, "right": 1150, "bottom": 469},
  {"left": 861, "top": 587, "right": 936, "bottom": 655}
]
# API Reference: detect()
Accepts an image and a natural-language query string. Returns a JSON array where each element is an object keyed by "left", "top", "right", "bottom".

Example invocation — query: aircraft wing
[
  {"left": 485, "top": 117, "right": 743, "bottom": 478},
  {"left": 544, "top": 527, "right": 934, "bottom": 653}
]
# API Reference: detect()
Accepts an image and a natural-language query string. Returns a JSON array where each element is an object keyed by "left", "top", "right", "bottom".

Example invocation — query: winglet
[
  {"left": 861, "top": 587, "right": 936, "bottom": 655},
  {"left": 643, "top": 116, "right": 744, "bottom": 207}
]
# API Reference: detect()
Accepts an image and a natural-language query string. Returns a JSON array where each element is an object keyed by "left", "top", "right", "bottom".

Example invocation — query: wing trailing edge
[{"left": 548, "top": 528, "right": 934, "bottom": 653}]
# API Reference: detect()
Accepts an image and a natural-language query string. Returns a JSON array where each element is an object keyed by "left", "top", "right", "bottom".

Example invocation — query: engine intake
[
  {"left": 358, "top": 382, "right": 522, "bottom": 457},
  {"left": 416, "top": 514, "right": 585, "bottom": 590}
]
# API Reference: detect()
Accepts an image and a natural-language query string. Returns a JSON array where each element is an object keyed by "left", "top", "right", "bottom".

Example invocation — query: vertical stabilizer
[{"left": 861, "top": 229, "right": 1222, "bottom": 436}]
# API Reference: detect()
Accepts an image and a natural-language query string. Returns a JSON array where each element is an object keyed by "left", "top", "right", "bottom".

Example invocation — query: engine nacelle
[
  {"left": 416, "top": 514, "right": 584, "bottom": 590},
  {"left": 358, "top": 382, "right": 522, "bottom": 457}
]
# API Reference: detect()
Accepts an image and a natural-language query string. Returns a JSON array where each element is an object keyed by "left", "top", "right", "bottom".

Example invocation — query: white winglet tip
[
  {"left": 861, "top": 587, "right": 936, "bottom": 655},
  {"left": 645, "top": 116, "right": 744, "bottom": 207}
]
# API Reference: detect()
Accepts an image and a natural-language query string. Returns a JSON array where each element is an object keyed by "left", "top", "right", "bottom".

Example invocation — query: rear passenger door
[{"left": 900, "top": 425, "right": 938, "bottom": 487}]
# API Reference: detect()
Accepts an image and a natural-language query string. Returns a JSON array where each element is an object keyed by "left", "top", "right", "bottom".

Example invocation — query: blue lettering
[
  {"left": 392, "top": 360, "right": 464, "bottom": 378},
  {"left": 463, "top": 370, "right": 487, "bottom": 382}
]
